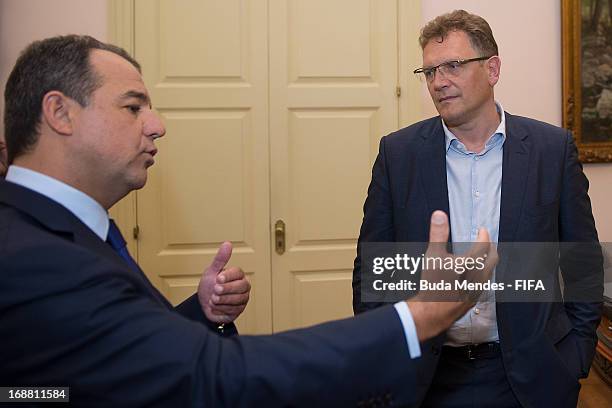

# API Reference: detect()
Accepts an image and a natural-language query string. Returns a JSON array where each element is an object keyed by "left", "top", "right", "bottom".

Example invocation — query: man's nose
[
  {"left": 431, "top": 68, "right": 450, "bottom": 91},
  {"left": 144, "top": 111, "right": 166, "bottom": 140}
]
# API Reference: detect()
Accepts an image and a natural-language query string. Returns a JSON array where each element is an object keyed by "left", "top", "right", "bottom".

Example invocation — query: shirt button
[
  {"left": 474, "top": 191, "right": 480, "bottom": 198},
  {"left": 474, "top": 156, "right": 480, "bottom": 161},
  {"left": 474, "top": 308, "right": 480, "bottom": 315}
]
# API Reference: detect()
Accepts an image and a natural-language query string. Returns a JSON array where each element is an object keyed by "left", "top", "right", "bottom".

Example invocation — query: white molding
[
  {"left": 107, "top": 0, "right": 135, "bottom": 54},
  {"left": 399, "top": 0, "right": 423, "bottom": 127},
  {"left": 107, "top": 0, "right": 138, "bottom": 257}
]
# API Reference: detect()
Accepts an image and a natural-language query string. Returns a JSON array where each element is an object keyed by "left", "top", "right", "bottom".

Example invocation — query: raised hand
[
  {"left": 198, "top": 241, "right": 251, "bottom": 324},
  {"left": 407, "top": 211, "right": 498, "bottom": 341}
]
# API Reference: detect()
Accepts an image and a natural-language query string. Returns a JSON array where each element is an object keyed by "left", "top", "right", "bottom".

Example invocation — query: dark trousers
[{"left": 421, "top": 348, "right": 522, "bottom": 408}]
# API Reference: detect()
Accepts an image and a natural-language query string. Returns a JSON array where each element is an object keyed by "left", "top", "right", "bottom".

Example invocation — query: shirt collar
[
  {"left": 5, "top": 165, "right": 109, "bottom": 240},
  {"left": 443, "top": 101, "right": 507, "bottom": 153}
]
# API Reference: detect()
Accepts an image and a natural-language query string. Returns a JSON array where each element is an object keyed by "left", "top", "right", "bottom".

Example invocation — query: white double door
[{"left": 111, "top": 0, "right": 421, "bottom": 333}]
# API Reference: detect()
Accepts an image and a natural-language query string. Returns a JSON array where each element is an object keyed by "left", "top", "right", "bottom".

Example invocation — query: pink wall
[
  {"left": 421, "top": 0, "right": 612, "bottom": 241},
  {"left": 0, "top": 0, "right": 107, "bottom": 142}
]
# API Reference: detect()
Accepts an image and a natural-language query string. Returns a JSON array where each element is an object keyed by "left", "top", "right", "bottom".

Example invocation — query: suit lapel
[
  {"left": 499, "top": 113, "right": 530, "bottom": 243},
  {"left": 496, "top": 113, "right": 530, "bottom": 299},
  {"left": 416, "top": 114, "right": 530, "bottom": 249},
  {"left": 0, "top": 180, "right": 172, "bottom": 308},
  {"left": 71, "top": 218, "right": 174, "bottom": 309},
  {"left": 0, "top": 180, "right": 122, "bottom": 270},
  {"left": 418, "top": 119, "right": 451, "bottom": 220}
]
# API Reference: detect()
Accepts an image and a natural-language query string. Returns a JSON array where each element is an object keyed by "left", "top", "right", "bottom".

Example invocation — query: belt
[{"left": 441, "top": 342, "right": 501, "bottom": 360}]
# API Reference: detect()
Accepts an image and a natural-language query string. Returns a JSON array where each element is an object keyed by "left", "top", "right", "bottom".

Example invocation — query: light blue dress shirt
[
  {"left": 5, "top": 165, "right": 422, "bottom": 358},
  {"left": 5, "top": 165, "right": 109, "bottom": 239},
  {"left": 443, "top": 103, "right": 506, "bottom": 346}
]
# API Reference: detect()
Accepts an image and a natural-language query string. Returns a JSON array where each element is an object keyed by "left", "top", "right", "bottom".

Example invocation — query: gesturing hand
[
  {"left": 407, "top": 210, "right": 498, "bottom": 342},
  {"left": 198, "top": 241, "right": 251, "bottom": 324}
]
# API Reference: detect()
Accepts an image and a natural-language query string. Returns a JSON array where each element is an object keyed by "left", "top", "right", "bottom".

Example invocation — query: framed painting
[{"left": 562, "top": 0, "right": 612, "bottom": 162}]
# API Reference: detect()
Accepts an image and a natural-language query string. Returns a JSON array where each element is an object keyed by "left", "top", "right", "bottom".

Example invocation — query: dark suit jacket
[
  {"left": 0, "top": 180, "right": 433, "bottom": 407},
  {"left": 352, "top": 113, "right": 604, "bottom": 408}
]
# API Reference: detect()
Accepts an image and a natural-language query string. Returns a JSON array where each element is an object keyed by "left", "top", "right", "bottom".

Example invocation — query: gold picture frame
[{"left": 562, "top": 0, "right": 612, "bottom": 163}]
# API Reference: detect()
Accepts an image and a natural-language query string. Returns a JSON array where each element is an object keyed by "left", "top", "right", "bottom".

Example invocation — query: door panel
[
  {"left": 134, "top": 0, "right": 271, "bottom": 334},
  {"left": 123, "top": 0, "right": 421, "bottom": 334},
  {"left": 269, "top": 0, "right": 399, "bottom": 331}
]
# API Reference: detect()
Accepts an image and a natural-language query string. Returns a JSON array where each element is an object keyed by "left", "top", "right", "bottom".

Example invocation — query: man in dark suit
[
  {"left": 0, "top": 35, "right": 499, "bottom": 407},
  {"left": 352, "top": 10, "right": 604, "bottom": 408}
]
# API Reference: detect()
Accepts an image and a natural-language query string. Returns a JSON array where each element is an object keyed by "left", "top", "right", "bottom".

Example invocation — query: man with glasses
[{"left": 352, "top": 9, "right": 603, "bottom": 408}]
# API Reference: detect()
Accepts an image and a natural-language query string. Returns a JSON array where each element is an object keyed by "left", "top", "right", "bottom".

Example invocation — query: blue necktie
[
  {"left": 106, "top": 219, "right": 141, "bottom": 273},
  {"left": 106, "top": 219, "right": 169, "bottom": 306}
]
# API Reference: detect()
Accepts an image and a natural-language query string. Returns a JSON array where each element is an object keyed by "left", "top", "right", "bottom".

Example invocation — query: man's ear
[
  {"left": 41, "top": 91, "right": 78, "bottom": 136},
  {"left": 487, "top": 56, "right": 501, "bottom": 86}
]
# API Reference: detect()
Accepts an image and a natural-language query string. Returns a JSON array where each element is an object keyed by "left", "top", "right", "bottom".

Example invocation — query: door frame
[{"left": 107, "top": 0, "right": 137, "bottom": 257}]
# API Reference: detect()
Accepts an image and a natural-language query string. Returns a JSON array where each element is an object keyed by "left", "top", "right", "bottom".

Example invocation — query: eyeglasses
[{"left": 413, "top": 56, "right": 492, "bottom": 83}]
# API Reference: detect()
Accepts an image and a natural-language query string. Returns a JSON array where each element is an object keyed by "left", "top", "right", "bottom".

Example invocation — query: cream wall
[
  {"left": 422, "top": 0, "right": 612, "bottom": 241},
  {"left": 0, "top": 0, "right": 609, "bottom": 240}
]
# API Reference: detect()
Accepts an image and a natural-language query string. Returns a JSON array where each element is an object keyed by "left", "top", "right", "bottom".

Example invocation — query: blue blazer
[
  {"left": 1, "top": 180, "right": 434, "bottom": 407},
  {"left": 352, "top": 113, "right": 604, "bottom": 408}
]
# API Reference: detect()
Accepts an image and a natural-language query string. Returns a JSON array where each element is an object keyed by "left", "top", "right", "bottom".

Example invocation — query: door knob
[{"left": 275, "top": 220, "right": 285, "bottom": 255}]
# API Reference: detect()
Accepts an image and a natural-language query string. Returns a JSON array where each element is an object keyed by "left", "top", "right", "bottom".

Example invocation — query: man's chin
[
  {"left": 128, "top": 172, "right": 148, "bottom": 191},
  {"left": 437, "top": 103, "right": 470, "bottom": 126},
  {"left": 439, "top": 111, "right": 462, "bottom": 127},
  {"left": 134, "top": 179, "right": 147, "bottom": 191}
]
